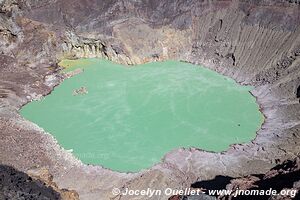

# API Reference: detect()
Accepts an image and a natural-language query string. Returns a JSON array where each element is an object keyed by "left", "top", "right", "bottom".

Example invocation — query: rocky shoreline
[{"left": 0, "top": 0, "right": 300, "bottom": 199}]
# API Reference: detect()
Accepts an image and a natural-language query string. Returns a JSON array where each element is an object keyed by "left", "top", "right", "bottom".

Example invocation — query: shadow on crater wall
[
  {"left": 190, "top": 158, "right": 300, "bottom": 200},
  {"left": 191, "top": 175, "right": 233, "bottom": 191}
]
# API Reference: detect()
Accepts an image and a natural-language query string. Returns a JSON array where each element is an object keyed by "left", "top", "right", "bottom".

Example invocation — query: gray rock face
[{"left": 0, "top": 0, "right": 300, "bottom": 199}]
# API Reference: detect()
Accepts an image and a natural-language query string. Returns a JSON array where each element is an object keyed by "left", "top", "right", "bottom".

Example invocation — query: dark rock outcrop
[{"left": 0, "top": 164, "right": 79, "bottom": 200}]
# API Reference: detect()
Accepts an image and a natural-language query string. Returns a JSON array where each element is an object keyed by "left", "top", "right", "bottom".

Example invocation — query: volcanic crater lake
[{"left": 20, "top": 59, "right": 264, "bottom": 172}]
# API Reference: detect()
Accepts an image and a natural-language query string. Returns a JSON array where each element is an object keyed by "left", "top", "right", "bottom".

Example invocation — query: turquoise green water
[{"left": 20, "top": 59, "right": 263, "bottom": 172}]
